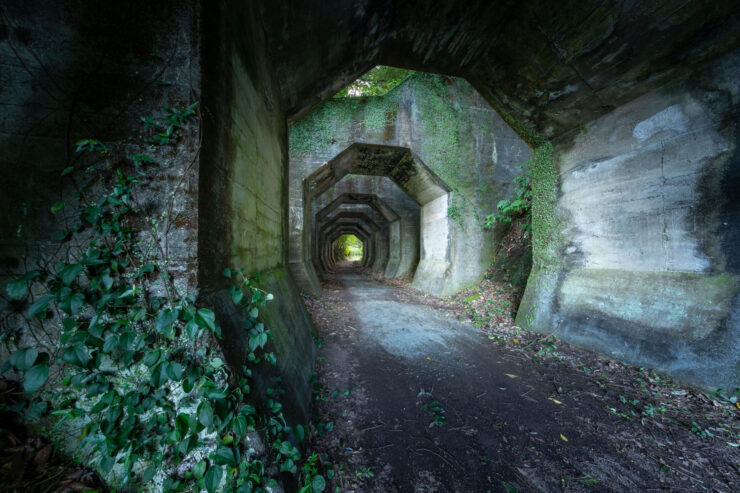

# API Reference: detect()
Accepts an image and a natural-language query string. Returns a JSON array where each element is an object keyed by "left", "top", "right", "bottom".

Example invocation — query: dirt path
[{"left": 305, "top": 267, "right": 739, "bottom": 492}]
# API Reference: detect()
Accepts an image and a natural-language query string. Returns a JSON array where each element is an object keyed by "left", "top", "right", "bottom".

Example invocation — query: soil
[
  {"left": 0, "top": 378, "right": 108, "bottom": 493},
  {"left": 303, "top": 263, "right": 740, "bottom": 493}
]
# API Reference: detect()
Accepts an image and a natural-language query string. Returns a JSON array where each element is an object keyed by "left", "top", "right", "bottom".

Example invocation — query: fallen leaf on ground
[
  {"left": 560, "top": 433, "right": 568, "bottom": 442},
  {"left": 548, "top": 397, "right": 562, "bottom": 405},
  {"left": 505, "top": 373, "right": 518, "bottom": 379}
]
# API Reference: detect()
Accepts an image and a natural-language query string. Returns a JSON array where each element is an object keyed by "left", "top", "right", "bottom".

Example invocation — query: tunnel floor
[{"left": 304, "top": 266, "right": 739, "bottom": 492}]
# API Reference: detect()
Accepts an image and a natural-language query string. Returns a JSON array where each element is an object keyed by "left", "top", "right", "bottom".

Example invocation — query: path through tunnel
[{"left": 3, "top": 2, "right": 740, "bottom": 491}]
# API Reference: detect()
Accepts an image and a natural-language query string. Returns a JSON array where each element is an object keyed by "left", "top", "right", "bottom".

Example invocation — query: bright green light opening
[{"left": 335, "top": 234, "right": 363, "bottom": 261}]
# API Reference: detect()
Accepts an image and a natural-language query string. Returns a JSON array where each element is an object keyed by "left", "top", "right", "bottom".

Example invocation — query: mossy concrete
[
  {"left": 517, "top": 48, "right": 740, "bottom": 389},
  {"left": 289, "top": 74, "right": 531, "bottom": 296}
]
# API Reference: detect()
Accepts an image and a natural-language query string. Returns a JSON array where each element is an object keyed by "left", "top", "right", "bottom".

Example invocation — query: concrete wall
[
  {"left": 312, "top": 175, "right": 420, "bottom": 280},
  {"left": 518, "top": 48, "right": 740, "bottom": 389},
  {"left": 289, "top": 74, "right": 531, "bottom": 295},
  {"left": 0, "top": 0, "right": 201, "bottom": 297},
  {"left": 200, "top": 1, "right": 315, "bottom": 423}
]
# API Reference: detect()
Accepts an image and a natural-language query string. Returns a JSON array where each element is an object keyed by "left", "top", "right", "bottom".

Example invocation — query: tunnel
[
  {"left": 2, "top": 1, "right": 739, "bottom": 491},
  {"left": 313, "top": 192, "right": 401, "bottom": 276}
]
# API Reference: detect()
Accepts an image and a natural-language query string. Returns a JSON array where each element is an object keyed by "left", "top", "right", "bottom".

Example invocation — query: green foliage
[
  {"left": 413, "top": 74, "right": 465, "bottom": 192},
  {"left": 417, "top": 389, "right": 446, "bottom": 427},
  {"left": 485, "top": 163, "right": 532, "bottom": 232},
  {"left": 333, "top": 66, "right": 414, "bottom": 98},
  {"left": 334, "top": 234, "right": 363, "bottom": 261},
  {"left": 1, "top": 103, "right": 304, "bottom": 492}
]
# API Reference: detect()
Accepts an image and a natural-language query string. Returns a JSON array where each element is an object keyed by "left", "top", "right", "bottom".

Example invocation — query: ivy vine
[
  {"left": 485, "top": 162, "right": 532, "bottom": 233},
  {"left": 1, "top": 102, "right": 326, "bottom": 492}
]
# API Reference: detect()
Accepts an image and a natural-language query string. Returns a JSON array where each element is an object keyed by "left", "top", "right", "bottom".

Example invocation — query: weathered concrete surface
[
  {"left": 0, "top": 0, "right": 201, "bottom": 296},
  {"left": 314, "top": 195, "right": 398, "bottom": 273},
  {"left": 309, "top": 176, "right": 420, "bottom": 286},
  {"left": 199, "top": 1, "right": 317, "bottom": 422},
  {"left": 290, "top": 75, "right": 530, "bottom": 296},
  {"left": 261, "top": 1, "right": 739, "bottom": 140},
  {"left": 317, "top": 207, "right": 389, "bottom": 273},
  {"left": 518, "top": 48, "right": 740, "bottom": 389}
]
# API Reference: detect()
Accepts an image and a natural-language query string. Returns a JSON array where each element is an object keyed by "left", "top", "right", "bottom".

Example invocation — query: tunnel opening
[
  {"left": 333, "top": 234, "right": 364, "bottom": 264},
  {"left": 288, "top": 67, "right": 533, "bottom": 300},
  {"left": 4, "top": 3, "right": 740, "bottom": 491}
]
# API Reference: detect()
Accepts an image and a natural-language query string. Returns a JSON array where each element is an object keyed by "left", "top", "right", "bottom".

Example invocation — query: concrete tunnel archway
[
  {"left": 320, "top": 216, "right": 379, "bottom": 269},
  {"left": 325, "top": 228, "right": 372, "bottom": 270},
  {"left": 317, "top": 211, "right": 388, "bottom": 274},
  {"left": 293, "top": 142, "right": 451, "bottom": 296},
  {"left": 313, "top": 193, "right": 403, "bottom": 277},
  {"left": 193, "top": 1, "right": 740, "bottom": 413}
]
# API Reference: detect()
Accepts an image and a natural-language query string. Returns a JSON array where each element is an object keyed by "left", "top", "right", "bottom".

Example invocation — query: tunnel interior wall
[
  {"left": 289, "top": 74, "right": 531, "bottom": 296},
  {"left": 0, "top": 0, "right": 201, "bottom": 300},
  {"left": 313, "top": 176, "right": 421, "bottom": 279},
  {"left": 200, "top": 0, "right": 315, "bottom": 423},
  {"left": 517, "top": 48, "right": 740, "bottom": 389}
]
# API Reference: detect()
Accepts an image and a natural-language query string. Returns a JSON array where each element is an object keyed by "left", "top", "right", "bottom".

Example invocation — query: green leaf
[
  {"left": 27, "top": 294, "right": 54, "bottom": 318},
  {"left": 279, "top": 440, "right": 297, "bottom": 457},
  {"left": 280, "top": 459, "right": 296, "bottom": 474},
  {"left": 207, "top": 388, "right": 228, "bottom": 400},
  {"left": 61, "top": 166, "right": 75, "bottom": 176},
  {"left": 6, "top": 279, "right": 29, "bottom": 300},
  {"left": 311, "top": 475, "right": 326, "bottom": 492},
  {"left": 132, "top": 154, "right": 153, "bottom": 166},
  {"left": 118, "top": 287, "right": 135, "bottom": 299},
  {"left": 143, "top": 350, "right": 162, "bottom": 368},
  {"left": 10, "top": 348, "right": 38, "bottom": 371},
  {"left": 141, "top": 465, "right": 157, "bottom": 483},
  {"left": 103, "top": 334, "right": 118, "bottom": 354},
  {"left": 231, "top": 287, "right": 243, "bottom": 304},
  {"left": 100, "top": 456, "right": 116, "bottom": 474},
  {"left": 185, "top": 320, "right": 199, "bottom": 339},
  {"left": 166, "top": 362, "right": 183, "bottom": 381},
  {"left": 89, "top": 320, "right": 105, "bottom": 339},
  {"left": 175, "top": 413, "right": 189, "bottom": 439},
  {"left": 196, "top": 309, "right": 216, "bottom": 331},
  {"left": 198, "top": 402, "right": 213, "bottom": 428},
  {"left": 59, "top": 263, "right": 84, "bottom": 285},
  {"left": 50, "top": 201, "right": 67, "bottom": 214},
  {"left": 232, "top": 415, "right": 247, "bottom": 436},
  {"left": 155, "top": 308, "right": 179, "bottom": 333},
  {"left": 204, "top": 465, "right": 222, "bottom": 493},
  {"left": 221, "top": 268, "right": 231, "bottom": 278},
  {"left": 214, "top": 445, "right": 236, "bottom": 465},
  {"left": 62, "top": 343, "right": 90, "bottom": 367},
  {"left": 249, "top": 332, "right": 268, "bottom": 352},
  {"left": 69, "top": 292, "right": 85, "bottom": 315},
  {"left": 23, "top": 364, "right": 49, "bottom": 393},
  {"left": 293, "top": 424, "right": 306, "bottom": 442},
  {"left": 193, "top": 460, "right": 206, "bottom": 479}
]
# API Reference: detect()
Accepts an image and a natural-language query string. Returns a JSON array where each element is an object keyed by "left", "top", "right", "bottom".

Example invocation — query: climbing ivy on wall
[
  {"left": 481, "top": 98, "right": 560, "bottom": 269},
  {"left": 1, "top": 105, "right": 324, "bottom": 492},
  {"left": 485, "top": 164, "right": 532, "bottom": 232}
]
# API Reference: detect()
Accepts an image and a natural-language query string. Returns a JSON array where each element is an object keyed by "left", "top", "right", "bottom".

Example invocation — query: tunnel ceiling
[
  {"left": 320, "top": 210, "right": 385, "bottom": 232},
  {"left": 260, "top": 1, "right": 739, "bottom": 138},
  {"left": 306, "top": 143, "right": 448, "bottom": 205},
  {"left": 316, "top": 193, "right": 400, "bottom": 223}
]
